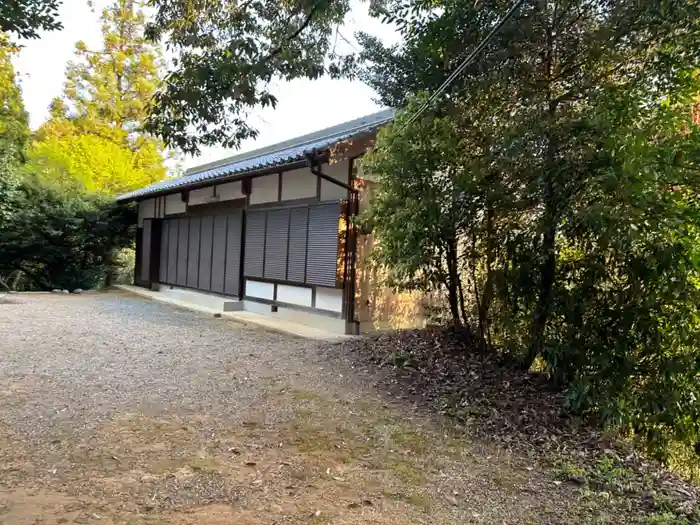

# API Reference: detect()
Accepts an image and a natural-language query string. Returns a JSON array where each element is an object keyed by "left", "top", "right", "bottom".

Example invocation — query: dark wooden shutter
[
  {"left": 305, "top": 203, "right": 340, "bottom": 287},
  {"left": 210, "top": 215, "right": 227, "bottom": 293},
  {"left": 198, "top": 216, "right": 214, "bottom": 291},
  {"left": 167, "top": 219, "right": 178, "bottom": 284},
  {"left": 286, "top": 207, "right": 308, "bottom": 283},
  {"left": 140, "top": 220, "right": 152, "bottom": 284},
  {"left": 159, "top": 220, "right": 168, "bottom": 283},
  {"left": 187, "top": 216, "right": 201, "bottom": 288},
  {"left": 263, "top": 208, "right": 290, "bottom": 280},
  {"left": 244, "top": 210, "right": 266, "bottom": 278},
  {"left": 176, "top": 217, "right": 189, "bottom": 286},
  {"left": 224, "top": 211, "right": 243, "bottom": 295}
]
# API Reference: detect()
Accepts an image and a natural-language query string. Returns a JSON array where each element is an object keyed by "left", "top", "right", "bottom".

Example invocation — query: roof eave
[{"left": 116, "top": 155, "right": 326, "bottom": 204}]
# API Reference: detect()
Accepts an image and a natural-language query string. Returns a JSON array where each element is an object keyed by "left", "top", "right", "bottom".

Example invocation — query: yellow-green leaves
[
  {"left": 29, "top": 0, "right": 167, "bottom": 196},
  {"left": 25, "top": 122, "right": 165, "bottom": 195}
]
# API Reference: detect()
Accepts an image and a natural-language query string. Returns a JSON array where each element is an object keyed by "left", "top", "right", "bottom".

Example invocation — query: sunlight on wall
[{"left": 354, "top": 178, "right": 433, "bottom": 333}]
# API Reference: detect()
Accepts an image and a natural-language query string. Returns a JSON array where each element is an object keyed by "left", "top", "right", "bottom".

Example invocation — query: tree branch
[{"left": 263, "top": 0, "right": 322, "bottom": 62}]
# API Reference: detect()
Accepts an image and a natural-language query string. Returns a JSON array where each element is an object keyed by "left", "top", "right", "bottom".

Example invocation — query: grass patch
[
  {"left": 389, "top": 427, "right": 430, "bottom": 455},
  {"left": 385, "top": 491, "right": 433, "bottom": 509},
  {"left": 642, "top": 513, "right": 691, "bottom": 525},
  {"left": 555, "top": 460, "right": 587, "bottom": 481},
  {"left": 385, "top": 459, "right": 426, "bottom": 484}
]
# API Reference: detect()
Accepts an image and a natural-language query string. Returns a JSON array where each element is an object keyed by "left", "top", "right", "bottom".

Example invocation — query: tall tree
[
  {"left": 33, "top": 0, "right": 165, "bottom": 194},
  {"left": 25, "top": 129, "right": 166, "bottom": 195},
  {"left": 0, "top": 36, "right": 29, "bottom": 156},
  {"left": 359, "top": 0, "right": 700, "bottom": 364},
  {"left": 61, "top": 0, "right": 162, "bottom": 141},
  {"left": 0, "top": 0, "right": 62, "bottom": 40},
  {"left": 145, "top": 0, "right": 354, "bottom": 154},
  {"left": 359, "top": 0, "right": 700, "bottom": 456},
  {"left": 0, "top": 36, "right": 28, "bottom": 234}
]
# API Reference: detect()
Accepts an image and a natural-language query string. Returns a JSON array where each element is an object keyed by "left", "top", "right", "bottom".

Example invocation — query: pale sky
[{"left": 12, "top": 0, "right": 398, "bottom": 171}]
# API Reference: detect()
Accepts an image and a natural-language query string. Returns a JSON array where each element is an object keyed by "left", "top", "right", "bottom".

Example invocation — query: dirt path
[{"left": 0, "top": 292, "right": 581, "bottom": 524}]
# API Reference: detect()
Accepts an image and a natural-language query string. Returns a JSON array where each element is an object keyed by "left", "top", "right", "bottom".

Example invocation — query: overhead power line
[{"left": 401, "top": 0, "right": 527, "bottom": 131}]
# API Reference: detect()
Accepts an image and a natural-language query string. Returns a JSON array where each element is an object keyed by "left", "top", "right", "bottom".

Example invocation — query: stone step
[{"left": 157, "top": 287, "right": 243, "bottom": 312}]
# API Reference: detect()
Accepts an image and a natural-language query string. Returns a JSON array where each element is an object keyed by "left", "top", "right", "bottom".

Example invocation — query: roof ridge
[
  {"left": 117, "top": 108, "right": 395, "bottom": 202},
  {"left": 185, "top": 108, "right": 394, "bottom": 176}
]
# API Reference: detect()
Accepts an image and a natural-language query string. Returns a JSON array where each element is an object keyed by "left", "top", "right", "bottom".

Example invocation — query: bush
[{"left": 0, "top": 176, "right": 136, "bottom": 290}]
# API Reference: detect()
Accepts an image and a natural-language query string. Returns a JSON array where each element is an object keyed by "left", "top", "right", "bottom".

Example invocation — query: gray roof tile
[{"left": 117, "top": 109, "right": 394, "bottom": 202}]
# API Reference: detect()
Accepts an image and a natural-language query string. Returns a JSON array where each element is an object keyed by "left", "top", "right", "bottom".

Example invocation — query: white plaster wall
[
  {"left": 320, "top": 160, "right": 349, "bottom": 201},
  {"left": 217, "top": 181, "right": 243, "bottom": 201},
  {"left": 276, "top": 284, "right": 313, "bottom": 307},
  {"left": 141, "top": 198, "right": 155, "bottom": 218},
  {"left": 138, "top": 198, "right": 155, "bottom": 227},
  {"left": 315, "top": 287, "right": 343, "bottom": 312},
  {"left": 281, "top": 168, "right": 317, "bottom": 201},
  {"left": 165, "top": 193, "right": 186, "bottom": 215},
  {"left": 188, "top": 186, "right": 215, "bottom": 205},
  {"left": 250, "top": 174, "right": 280, "bottom": 205},
  {"left": 245, "top": 280, "right": 275, "bottom": 300}
]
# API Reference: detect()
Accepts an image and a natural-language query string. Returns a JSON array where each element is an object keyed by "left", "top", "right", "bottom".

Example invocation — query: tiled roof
[{"left": 116, "top": 109, "right": 395, "bottom": 202}]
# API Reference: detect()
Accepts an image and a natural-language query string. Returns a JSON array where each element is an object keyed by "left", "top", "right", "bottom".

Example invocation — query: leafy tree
[
  {"left": 0, "top": 177, "right": 136, "bottom": 290},
  {"left": 25, "top": 126, "right": 166, "bottom": 195},
  {"left": 60, "top": 0, "right": 162, "bottom": 141},
  {"left": 145, "top": 0, "right": 354, "bottom": 153},
  {"left": 359, "top": 0, "right": 700, "bottom": 456},
  {"left": 0, "top": 0, "right": 62, "bottom": 40},
  {"left": 33, "top": 0, "right": 166, "bottom": 193},
  {"left": 0, "top": 36, "right": 29, "bottom": 156},
  {"left": 0, "top": 149, "right": 20, "bottom": 231},
  {"left": 0, "top": 36, "right": 27, "bottom": 237}
]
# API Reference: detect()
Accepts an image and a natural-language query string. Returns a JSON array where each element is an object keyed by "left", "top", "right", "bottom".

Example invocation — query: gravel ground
[{"left": 0, "top": 291, "right": 583, "bottom": 525}]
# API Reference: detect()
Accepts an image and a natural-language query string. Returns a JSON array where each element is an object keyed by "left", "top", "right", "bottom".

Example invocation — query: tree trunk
[
  {"left": 445, "top": 240, "right": 462, "bottom": 326},
  {"left": 526, "top": 217, "right": 556, "bottom": 368},
  {"left": 525, "top": 6, "right": 558, "bottom": 370}
]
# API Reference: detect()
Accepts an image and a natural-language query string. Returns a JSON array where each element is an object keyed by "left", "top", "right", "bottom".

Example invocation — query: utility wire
[{"left": 400, "top": 0, "right": 527, "bottom": 131}]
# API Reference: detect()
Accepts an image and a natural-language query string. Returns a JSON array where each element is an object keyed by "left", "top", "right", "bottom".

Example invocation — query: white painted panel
[
  {"left": 245, "top": 279, "right": 275, "bottom": 300},
  {"left": 138, "top": 198, "right": 155, "bottom": 227},
  {"left": 141, "top": 198, "right": 155, "bottom": 219},
  {"left": 189, "top": 186, "right": 215, "bottom": 205},
  {"left": 276, "top": 284, "right": 313, "bottom": 307},
  {"left": 320, "top": 160, "right": 349, "bottom": 201},
  {"left": 281, "top": 168, "right": 317, "bottom": 201},
  {"left": 165, "top": 193, "right": 186, "bottom": 215},
  {"left": 217, "top": 181, "right": 243, "bottom": 201},
  {"left": 250, "top": 174, "right": 279, "bottom": 205},
  {"left": 315, "top": 286, "right": 343, "bottom": 312}
]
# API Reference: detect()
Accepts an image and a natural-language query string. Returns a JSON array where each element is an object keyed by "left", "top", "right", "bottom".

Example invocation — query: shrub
[{"left": 0, "top": 176, "right": 136, "bottom": 290}]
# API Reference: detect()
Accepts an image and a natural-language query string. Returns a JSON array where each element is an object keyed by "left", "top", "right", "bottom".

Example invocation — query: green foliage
[
  {"left": 62, "top": 1, "right": 163, "bottom": 138},
  {"left": 360, "top": 0, "right": 700, "bottom": 460},
  {"left": 0, "top": 176, "right": 136, "bottom": 290},
  {"left": 0, "top": 3, "right": 143, "bottom": 290},
  {"left": 30, "top": 0, "right": 166, "bottom": 194},
  {"left": 643, "top": 514, "right": 690, "bottom": 525},
  {"left": 25, "top": 122, "right": 165, "bottom": 195},
  {"left": 146, "top": 0, "right": 354, "bottom": 153},
  {"left": 0, "top": 0, "right": 62, "bottom": 39},
  {"left": 0, "top": 37, "right": 29, "bottom": 156},
  {"left": 0, "top": 148, "right": 20, "bottom": 230}
]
